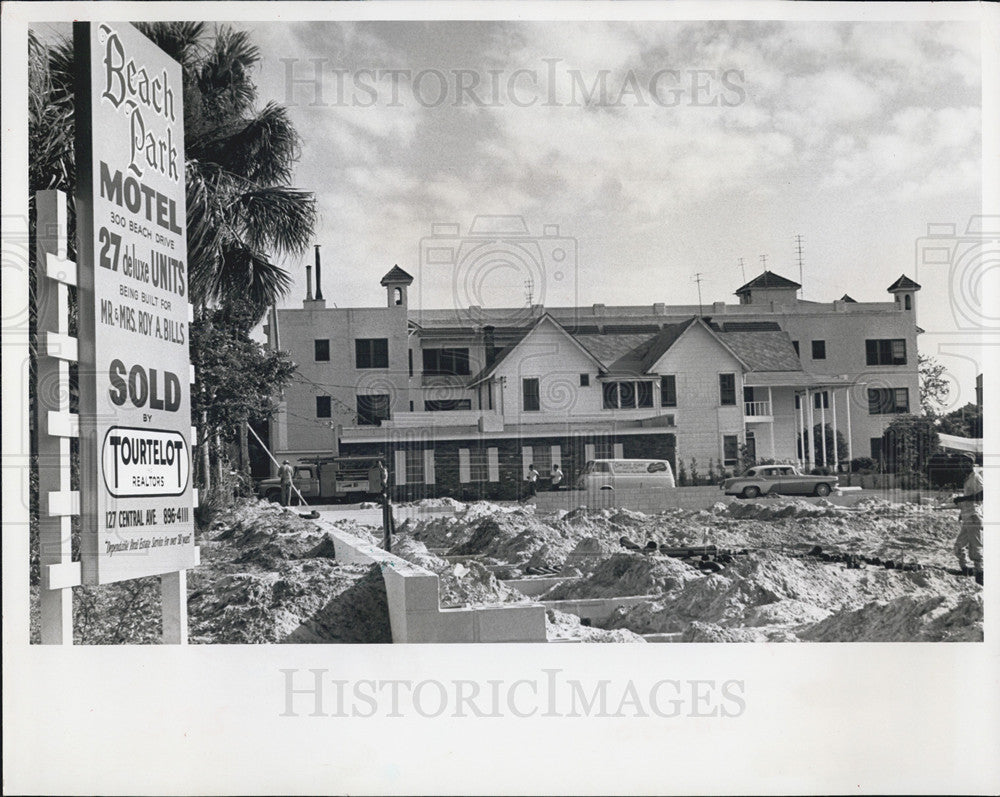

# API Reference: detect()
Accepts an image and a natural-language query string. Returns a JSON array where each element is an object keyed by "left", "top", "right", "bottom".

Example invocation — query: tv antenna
[
  {"left": 524, "top": 277, "right": 534, "bottom": 306},
  {"left": 692, "top": 272, "right": 704, "bottom": 315},
  {"left": 738, "top": 257, "right": 746, "bottom": 283},
  {"left": 760, "top": 253, "right": 769, "bottom": 272},
  {"left": 794, "top": 234, "right": 805, "bottom": 298}
]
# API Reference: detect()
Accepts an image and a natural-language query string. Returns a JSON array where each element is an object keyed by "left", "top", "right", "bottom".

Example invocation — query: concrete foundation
[
  {"left": 313, "top": 518, "right": 547, "bottom": 643},
  {"left": 541, "top": 595, "right": 660, "bottom": 626}
]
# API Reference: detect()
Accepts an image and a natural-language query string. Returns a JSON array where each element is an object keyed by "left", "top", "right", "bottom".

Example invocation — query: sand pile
[
  {"left": 398, "top": 501, "right": 532, "bottom": 549},
  {"left": 723, "top": 498, "right": 851, "bottom": 521},
  {"left": 545, "top": 608, "right": 646, "bottom": 643},
  {"left": 391, "top": 536, "right": 530, "bottom": 609},
  {"left": 544, "top": 552, "right": 699, "bottom": 600},
  {"left": 800, "top": 592, "right": 983, "bottom": 642},
  {"left": 602, "top": 551, "right": 982, "bottom": 641},
  {"left": 285, "top": 565, "right": 393, "bottom": 643},
  {"left": 448, "top": 514, "right": 575, "bottom": 568}
]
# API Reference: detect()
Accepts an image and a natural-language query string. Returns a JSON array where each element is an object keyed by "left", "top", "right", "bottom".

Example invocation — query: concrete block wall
[{"left": 314, "top": 518, "right": 547, "bottom": 643}]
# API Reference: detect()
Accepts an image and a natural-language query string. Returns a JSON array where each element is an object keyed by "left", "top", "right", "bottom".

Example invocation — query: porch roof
[{"left": 742, "top": 371, "right": 860, "bottom": 389}]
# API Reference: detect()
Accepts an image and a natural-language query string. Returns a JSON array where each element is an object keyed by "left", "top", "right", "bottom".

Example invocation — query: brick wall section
[{"left": 341, "top": 431, "right": 675, "bottom": 501}]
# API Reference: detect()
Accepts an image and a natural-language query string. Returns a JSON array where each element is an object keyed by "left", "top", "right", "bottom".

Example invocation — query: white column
[
  {"left": 796, "top": 392, "right": 805, "bottom": 467},
  {"left": 819, "top": 391, "right": 827, "bottom": 467},
  {"left": 806, "top": 389, "right": 815, "bottom": 470},
  {"left": 768, "top": 387, "right": 775, "bottom": 458},
  {"left": 845, "top": 387, "right": 853, "bottom": 463},
  {"left": 831, "top": 390, "right": 839, "bottom": 469}
]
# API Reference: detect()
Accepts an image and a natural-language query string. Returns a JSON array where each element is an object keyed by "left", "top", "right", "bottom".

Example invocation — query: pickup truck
[
  {"left": 721, "top": 464, "right": 838, "bottom": 499},
  {"left": 257, "top": 456, "right": 383, "bottom": 504}
]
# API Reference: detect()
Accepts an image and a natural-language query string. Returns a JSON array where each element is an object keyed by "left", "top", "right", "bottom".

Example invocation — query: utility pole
[
  {"left": 794, "top": 234, "right": 805, "bottom": 299},
  {"left": 693, "top": 272, "right": 704, "bottom": 315}
]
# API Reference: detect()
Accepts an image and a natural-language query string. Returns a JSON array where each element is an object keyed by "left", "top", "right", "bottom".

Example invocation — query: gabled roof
[
  {"left": 887, "top": 274, "right": 921, "bottom": 291},
  {"left": 840, "top": 294, "right": 857, "bottom": 303},
  {"left": 734, "top": 271, "right": 801, "bottom": 295},
  {"left": 641, "top": 317, "right": 751, "bottom": 373},
  {"left": 716, "top": 330, "right": 802, "bottom": 372},
  {"left": 380, "top": 265, "right": 414, "bottom": 286},
  {"left": 467, "top": 313, "right": 604, "bottom": 386}
]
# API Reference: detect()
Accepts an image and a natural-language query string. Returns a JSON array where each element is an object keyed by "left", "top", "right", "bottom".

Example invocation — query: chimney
[
  {"left": 314, "top": 244, "right": 324, "bottom": 301},
  {"left": 483, "top": 325, "right": 496, "bottom": 366},
  {"left": 305, "top": 265, "right": 314, "bottom": 301}
]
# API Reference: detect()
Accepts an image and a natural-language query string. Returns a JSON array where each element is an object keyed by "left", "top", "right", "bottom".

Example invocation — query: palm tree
[{"left": 29, "top": 22, "right": 316, "bottom": 319}]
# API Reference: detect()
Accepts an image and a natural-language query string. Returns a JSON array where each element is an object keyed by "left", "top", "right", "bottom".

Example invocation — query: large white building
[{"left": 264, "top": 257, "right": 921, "bottom": 499}]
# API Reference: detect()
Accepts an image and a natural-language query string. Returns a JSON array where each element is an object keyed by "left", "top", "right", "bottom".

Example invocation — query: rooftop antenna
[
  {"left": 692, "top": 272, "right": 704, "bottom": 315},
  {"left": 524, "top": 276, "right": 534, "bottom": 306},
  {"left": 794, "top": 234, "right": 805, "bottom": 299},
  {"left": 760, "top": 253, "right": 769, "bottom": 272},
  {"left": 738, "top": 257, "right": 746, "bottom": 283}
]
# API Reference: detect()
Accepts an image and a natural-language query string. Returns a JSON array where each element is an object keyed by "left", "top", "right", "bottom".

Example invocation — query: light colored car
[
  {"left": 721, "top": 464, "right": 838, "bottom": 498},
  {"left": 576, "top": 458, "right": 676, "bottom": 491}
]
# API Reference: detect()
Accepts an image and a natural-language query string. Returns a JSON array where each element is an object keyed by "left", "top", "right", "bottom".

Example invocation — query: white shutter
[
  {"left": 551, "top": 445, "right": 562, "bottom": 468},
  {"left": 613, "top": 443, "right": 624, "bottom": 459},
  {"left": 459, "top": 448, "right": 471, "bottom": 484},
  {"left": 487, "top": 448, "right": 500, "bottom": 482},
  {"left": 394, "top": 450, "right": 407, "bottom": 486},
  {"left": 424, "top": 448, "right": 435, "bottom": 485},
  {"left": 521, "top": 446, "right": 532, "bottom": 478},
  {"left": 584, "top": 443, "right": 595, "bottom": 462}
]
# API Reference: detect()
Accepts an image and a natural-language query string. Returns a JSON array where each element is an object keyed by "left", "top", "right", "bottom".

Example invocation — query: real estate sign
[{"left": 75, "top": 21, "right": 197, "bottom": 584}]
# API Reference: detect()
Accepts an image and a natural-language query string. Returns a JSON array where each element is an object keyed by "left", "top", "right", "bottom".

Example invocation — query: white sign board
[{"left": 75, "top": 21, "right": 196, "bottom": 584}]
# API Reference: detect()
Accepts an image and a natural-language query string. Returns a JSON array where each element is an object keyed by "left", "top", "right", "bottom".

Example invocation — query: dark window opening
[
  {"left": 408, "top": 349, "right": 413, "bottom": 377},
  {"left": 792, "top": 341, "right": 800, "bottom": 356},
  {"left": 603, "top": 380, "right": 655, "bottom": 409},
  {"left": 314, "top": 339, "right": 330, "bottom": 362},
  {"left": 424, "top": 399, "right": 472, "bottom": 411},
  {"left": 522, "top": 378, "right": 540, "bottom": 412},
  {"left": 661, "top": 375, "right": 677, "bottom": 407},
  {"left": 723, "top": 435, "right": 739, "bottom": 467},
  {"left": 868, "top": 387, "right": 909, "bottom": 415},
  {"left": 865, "top": 339, "right": 907, "bottom": 366},
  {"left": 719, "top": 373, "right": 736, "bottom": 406},
  {"left": 316, "top": 396, "right": 331, "bottom": 418},
  {"left": 813, "top": 391, "right": 829, "bottom": 409},
  {"left": 422, "top": 347, "right": 470, "bottom": 375},
  {"left": 356, "top": 338, "right": 389, "bottom": 369},
  {"left": 811, "top": 340, "right": 826, "bottom": 360},
  {"left": 580, "top": 373, "right": 590, "bottom": 387},
  {"left": 357, "top": 394, "right": 391, "bottom": 425}
]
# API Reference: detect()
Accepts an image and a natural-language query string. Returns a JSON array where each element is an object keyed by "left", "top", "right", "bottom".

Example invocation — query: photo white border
[{"left": 3, "top": 2, "right": 998, "bottom": 794}]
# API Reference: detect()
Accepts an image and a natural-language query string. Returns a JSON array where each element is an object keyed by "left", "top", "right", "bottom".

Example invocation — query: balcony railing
[{"left": 744, "top": 401, "right": 772, "bottom": 418}]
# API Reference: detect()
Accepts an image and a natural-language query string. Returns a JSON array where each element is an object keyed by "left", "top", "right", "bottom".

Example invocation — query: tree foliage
[
  {"left": 918, "top": 354, "right": 950, "bottom": 415},
  {"left": 937, "top": 402, "right": 983, "bottom": 439},
  {"left": 881, "top": 414, "right": 940, "bottom": 475}
]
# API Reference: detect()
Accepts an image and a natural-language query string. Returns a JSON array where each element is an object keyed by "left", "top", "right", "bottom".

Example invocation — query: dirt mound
[
  {"left": 800, "top": 593, "right": 983, "bottom": 642},
  {"left": 545, "top": 609, "right": 646, "bottom": 643},
  {"left": 398, "top": 501, "right": 532, "bottom": 549},
  {"left": 449, "top": 514, "right": 575, "bottom": 567},
  {"left": 391, "top": 536, "right": 530, "bottom": 609},
  {"left": 544, "top": 552, "right": 698, "bottom": 599},
  {"left": 680, "top": 622, "right": 798, "bottom": 643},
  {"left": 285, "top": 565, "right": 393, "bottom": 643},
  {"left": 724, "top": 499, "right": 850, "bottom": 521}
]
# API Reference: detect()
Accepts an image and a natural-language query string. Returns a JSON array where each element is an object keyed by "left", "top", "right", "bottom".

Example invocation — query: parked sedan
[{"left": 721, "top": 465, "right": 838, "bottom": 498}]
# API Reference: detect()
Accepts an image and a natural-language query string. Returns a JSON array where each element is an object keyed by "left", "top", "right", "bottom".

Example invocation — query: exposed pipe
[{"left": 314, "top": 244, "right": 324, "bottom": 301}]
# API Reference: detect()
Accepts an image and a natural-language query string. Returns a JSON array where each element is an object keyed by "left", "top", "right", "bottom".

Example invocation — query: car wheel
[
  {"left": 599, "top": 485, "right": 614, "bottom": 491},
  {"left": 814, "top": 483, "right": 831, "bottom": 497},
  {"left": 265, "top": 489, "right": 281, "bottom": 503},
  {"left": 741, "top": 486, "right": 760, "bottom": 499}
]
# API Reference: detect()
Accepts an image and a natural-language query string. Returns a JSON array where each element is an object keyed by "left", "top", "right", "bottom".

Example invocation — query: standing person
[
  {"left": 278, "top": 460, "right": 294, "bottom": 507},
  {"left": 522, "top": 463, "right": 539, "bottom": 502},
  {"left": 953, "top": 454, "right": 984, "bottom": 584},
  {"left": 369, "top": 459, "right": 395, "bottom": 551},
  {"left": 550, "top": 463, "right": 563, "bottom": 491}
]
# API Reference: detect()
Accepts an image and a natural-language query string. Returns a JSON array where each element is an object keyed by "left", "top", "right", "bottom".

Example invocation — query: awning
[
  {"left": 938, "top": 433, "right": 983, "bottom": 454},
  {"left": 742, "top": 371, "right": 859, "bottom": 390}
]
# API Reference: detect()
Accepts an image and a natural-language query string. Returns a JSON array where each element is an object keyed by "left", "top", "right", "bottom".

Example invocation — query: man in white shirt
[
  {"left": 550, "top": 464, "right": 563, "bottom": 491},
  {"left": 953, "top": 455, "right": 983, "bottom": 583}
]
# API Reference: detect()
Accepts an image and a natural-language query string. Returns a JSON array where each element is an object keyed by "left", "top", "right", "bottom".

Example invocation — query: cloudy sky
[{"left": 33, "top": 17, "right": 986, "bottom": 404}]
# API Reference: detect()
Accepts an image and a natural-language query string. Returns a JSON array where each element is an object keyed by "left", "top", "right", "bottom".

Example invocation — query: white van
[{"left": 575, "top": 459, "right": 676, "bottom": 491}]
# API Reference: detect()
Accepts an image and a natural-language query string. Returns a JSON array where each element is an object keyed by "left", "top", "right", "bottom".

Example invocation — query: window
[
  {"left": 424, "top": 399, "right": 471, "bottom": 411},
  {"left": 468, "top": 448, "right": 488, "bottom": 482},
  {"left": 792, "top": 341, "right": 800, "bottom": 356},
  {"left": 811, "top": 340, "right": 826, "bottom": 360},
  {"left": 660, "top": 375, "right": 677, "bottom": 407},
  {"left": 868, "top": 387, "right": 909, "bottom": 415},
  {"left": 408, "top": 349, "right": 413, "bottom": 377},
  {"left": 357, "top": 394, "right": 390, "bottom": 425},
  {"left": 532, "top": 445, "right": 553, "bottom": 474},
  {"left": 404, "top": 449, "right": 425, "bottom": 483},
  {"left": 904, "top": 294, "right": 912, "bottom": 310},
  {"left": 795, "top": 394, "right": 800, "bottom": 409},
  {"left": 314, "top": 339, "right": 330, "bottom": 361},
  {"left": 356, "top": 338, "right": 388, "bottom": 369},
  {"left": 316, "top": 396, "right": 331, "bottom": 418},
  {"left": 866, "top": 339, "right": 907, "bottom": 366},
  {"left": 870, "top": 438, "right": 883, "bottom": 461},
  {"left": 719, "top": 373, "right": 736, "bottom": 406},
  {"left": 522, "top": 378, "right": 540, "bottom": 412},
  {"left": 813, "top": 391, "right": 829, "bottom": 410},
  {"left": 603, "top": 381, "right": 654, "bottom": 409},
  {"left": 422, "top": 347, "right": 470, "bottom": 375},
  {"left": 580, "top": 374, "right": 590, "bottom": 387},
  {"left": 723, "top": 435, "right": 739, "bottom": 467}
]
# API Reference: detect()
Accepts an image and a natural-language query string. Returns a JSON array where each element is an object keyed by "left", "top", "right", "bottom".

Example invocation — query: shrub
[{"left": 850, "top": 457, "right": 876, "bottom": 473}]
